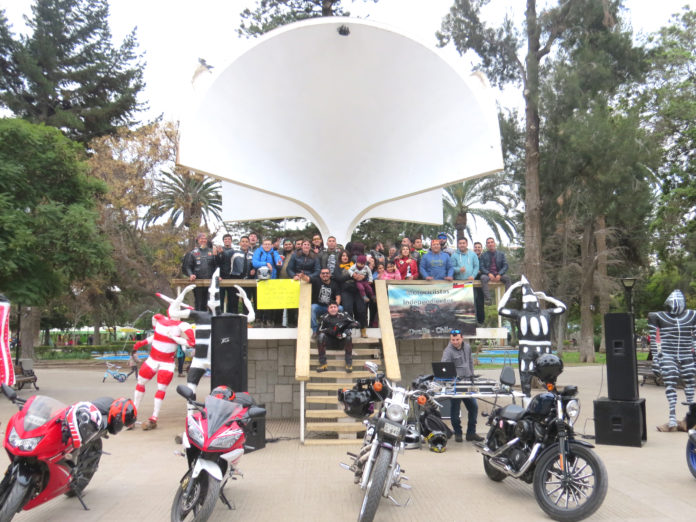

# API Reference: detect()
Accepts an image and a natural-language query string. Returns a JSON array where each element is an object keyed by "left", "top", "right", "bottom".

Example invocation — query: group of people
[{"left": 181, "top": 231, "right": 514, "bottom": 330}]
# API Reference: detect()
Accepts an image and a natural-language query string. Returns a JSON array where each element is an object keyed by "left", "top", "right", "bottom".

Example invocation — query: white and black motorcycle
[
  {"left": 338, "top": 362, "right": 422, "bottom": 522},
  {"left": 476, "top": 355, "right": 608, "bottom": 521}
]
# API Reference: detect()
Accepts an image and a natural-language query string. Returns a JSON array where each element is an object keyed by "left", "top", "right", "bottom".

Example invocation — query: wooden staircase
[{"left": 303, "top": 336, "right": 382, "bottom": 445}]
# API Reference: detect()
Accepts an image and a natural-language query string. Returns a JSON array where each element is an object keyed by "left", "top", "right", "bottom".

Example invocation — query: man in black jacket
[
  {"left": 216, "top": 233, "right": 235, "bottom": 313},
  {"left": 479, "top": 237, "right": 511, "bottom": 305},
  {"left": 183, "top": 232, "right": 218, "bottom": 311},
  {"left": 316, "top": 302, "right": 358, "bottom": 373},
  {"left": 311, "top": 268, "right": 342, "bottom": 336}
]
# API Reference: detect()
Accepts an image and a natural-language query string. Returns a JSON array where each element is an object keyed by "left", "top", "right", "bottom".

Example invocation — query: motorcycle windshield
[
  {"left": 204, "top": 396, "right": 245, "bottom": 437},
  {"left": 23, "top": 396, "right": 67, "bottom": 432}
]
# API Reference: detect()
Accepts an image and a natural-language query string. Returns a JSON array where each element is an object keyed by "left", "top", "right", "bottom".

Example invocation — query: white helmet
[{"left": 256, "top": 266, "right": 271, "bottom": 280}]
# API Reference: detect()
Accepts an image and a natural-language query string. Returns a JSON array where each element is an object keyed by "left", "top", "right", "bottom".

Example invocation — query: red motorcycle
[
  {"left": 0, "top": 383, "right": 136, "bottom": 521},
  {"left": 171, "top": 384, "right": 265, "bottom": 522}
]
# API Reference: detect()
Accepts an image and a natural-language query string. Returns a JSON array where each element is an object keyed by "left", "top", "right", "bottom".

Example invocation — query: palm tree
[
  {"left": 145, "top": 168, "right": 223, "bottom": 231},
  {"left": 443, "top": 176, "right": 518, "bottom": 243}
]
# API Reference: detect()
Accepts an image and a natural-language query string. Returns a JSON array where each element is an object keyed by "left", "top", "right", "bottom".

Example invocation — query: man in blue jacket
[
  {"left": 479, "top": 237, "right": 511, "bottom": 305},
  {"left": 419, "top": 240, "right": 453, "bottom": 280},
  {"left": 451, "top": 238, "right": 479, "bottom": 281}
]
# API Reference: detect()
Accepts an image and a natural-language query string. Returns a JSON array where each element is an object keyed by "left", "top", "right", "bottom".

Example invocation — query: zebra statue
[
  {"left": 649, "top": 289, "right": 696, "bottom": 432},
  {"left": 159, "top": 268, "right": 254, "bottom": 399}
]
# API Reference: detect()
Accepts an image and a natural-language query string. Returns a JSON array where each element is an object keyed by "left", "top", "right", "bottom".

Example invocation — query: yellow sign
[{"left": 256, "top": 279, "right": 300, "bottom": 309}]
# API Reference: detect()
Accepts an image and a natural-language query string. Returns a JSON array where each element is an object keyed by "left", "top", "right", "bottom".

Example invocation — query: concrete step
[
  {"left": 305, "top": 409, "right": 347, "bottom": 419},
  {"left": 306, "top": 421, "right": 365, "bottom": 433}
]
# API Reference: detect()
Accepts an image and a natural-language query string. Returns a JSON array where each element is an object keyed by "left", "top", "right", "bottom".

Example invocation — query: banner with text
[
  {"left": 256, "top": 279, "right": 300, "bottom": 309},
  {"left": 387, "top": 283, "right": 476, "bottom": 339}
]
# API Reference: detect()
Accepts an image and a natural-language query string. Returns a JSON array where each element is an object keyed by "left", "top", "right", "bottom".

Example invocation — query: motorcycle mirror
[
  {"left": 364, "top": 361, "right": 379, "bottom": 375},
  {"left": 176, "top": 384, "right": 195, "bottom": 401},
  {"left": 500, "top": 366, "right": 516, "bottom": 387},
  {"left": 1, "top": 383, "right": 17, "bottom": 402}
]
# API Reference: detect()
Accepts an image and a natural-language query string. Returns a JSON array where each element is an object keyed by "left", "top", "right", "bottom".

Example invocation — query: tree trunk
[
  {"left": 552, "top": 312, "right": 567, "bottom": 356},
  {"left": 20, "top": 307, "right": 41, "bottom": 360},
  {"left": 523, "top": 0, "right": 544, "bottom": 289},
  {"left": 579, "top": 220, "right": 596, "bottom": 362},
  {"left": 596, "top": 215, "right": 608, "bottom": 353},
  {"left": 93, "top": 324, "right": 101, "bottom": 345}
]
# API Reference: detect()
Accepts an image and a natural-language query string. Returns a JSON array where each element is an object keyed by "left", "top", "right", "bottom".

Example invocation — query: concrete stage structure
[{"left": 178, "top": 18, "right": 503, "bottom": 244}]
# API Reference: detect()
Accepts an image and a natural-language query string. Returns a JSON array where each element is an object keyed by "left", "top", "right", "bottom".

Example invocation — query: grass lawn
[{"left": 476, "top": 349, "right": 649, "bottom": 369}]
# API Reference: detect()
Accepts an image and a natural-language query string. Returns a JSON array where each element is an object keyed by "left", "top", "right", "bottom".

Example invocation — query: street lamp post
[{"left": 621, "top": 277, "right": 637, "bottom": 315}]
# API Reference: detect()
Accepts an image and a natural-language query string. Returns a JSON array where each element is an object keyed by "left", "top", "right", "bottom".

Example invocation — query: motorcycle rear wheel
[
  {"left": 66, "top": 438, "right": 103, "bottom": 497},
  {"left": 533, "top": 443, "right": 608, "bottom": 522},
  {"left": 116, "top": 373, "right": 127, "bottom": 383},
  {"left": 171, "top": 470, "right": 221, "bottom": 522},
  {"left": 358, "top": 448, "right": 391, "bottom": 522},
  {"left": 0, "top": 480, "right": 31, "bottom": 522},
  {"left": 686, "top": 438, "right": 696, "bottom": 479}
]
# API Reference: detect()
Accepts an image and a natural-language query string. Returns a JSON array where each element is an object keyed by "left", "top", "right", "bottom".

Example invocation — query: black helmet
[
  {"left": 211, "top": 385, "right": 235, "bottom": 401},
  {"left": 107, "top": 398, "right": 137, "bottom": 434},
  {"left": 426, "top": 431, "right": 448, "bottom": 453},
  {"left": 534, "top": 354, "right": 563, "bottom": 383},
  {"left": 338, "top": 388, "right": 373, "bottom": 419}
]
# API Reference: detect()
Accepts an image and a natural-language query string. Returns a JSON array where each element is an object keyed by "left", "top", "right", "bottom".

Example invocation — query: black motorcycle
[{"left": 476, "top": 355, "right": 608, "bottom": 522}]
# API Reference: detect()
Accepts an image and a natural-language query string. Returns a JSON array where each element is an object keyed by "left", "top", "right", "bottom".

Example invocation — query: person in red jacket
[{"left": 395, "top": 245, "right": 418, "bottom": 280}]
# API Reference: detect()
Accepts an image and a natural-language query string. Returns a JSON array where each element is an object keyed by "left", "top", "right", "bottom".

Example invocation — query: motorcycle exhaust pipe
[
  {"left": 487, "top": 442, "right": 542, "bottom": 479},
  {"left": 476, "top": 437, "right": 520, "bottom": 458}
]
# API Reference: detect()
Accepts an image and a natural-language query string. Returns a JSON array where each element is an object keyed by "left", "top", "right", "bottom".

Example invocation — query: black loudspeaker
[
  {"left": 594, "top": 397, "right": 647, "bottom": 447},
  {"left": 604, "top": 313, "right": 639, "bottom": 401},
  {"left": 244, "top": 406, "right": 266, "bottom": 453},
  {"left": 210, "top": 314, "right": 248, "bottom": 393}
]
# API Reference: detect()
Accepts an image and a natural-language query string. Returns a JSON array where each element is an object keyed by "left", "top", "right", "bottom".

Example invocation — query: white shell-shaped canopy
[{"left": 178, "top": 18, "right": 503, "bottom": 244}]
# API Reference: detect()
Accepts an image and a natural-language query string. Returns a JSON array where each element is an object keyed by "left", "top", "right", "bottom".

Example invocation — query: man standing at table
[{"left": 441, "top": 329, "right": 483, "bottom": 442}]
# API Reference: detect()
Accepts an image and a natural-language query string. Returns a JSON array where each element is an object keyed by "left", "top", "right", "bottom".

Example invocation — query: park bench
[
  {"left": 13, "top": 358, "right": 39, "bottom": 391},
  {"left": 637, "top": 359, "right": 662, "bottom": 386}
]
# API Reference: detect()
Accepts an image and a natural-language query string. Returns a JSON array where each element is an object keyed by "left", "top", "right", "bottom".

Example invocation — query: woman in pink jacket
[{"left": 395, "top": 245, "right": 418, "bottom": 280}]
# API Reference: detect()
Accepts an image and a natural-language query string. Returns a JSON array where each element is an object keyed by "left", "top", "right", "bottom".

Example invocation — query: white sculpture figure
[
  {"left": 159, "top": 268, "right": 255, "bottom": 398},
  {"left": 649, "top": 290, "right": 696, "bottom": 432},
  {"left": 498, "top": 276, "right": 567, "bottom": 397}
]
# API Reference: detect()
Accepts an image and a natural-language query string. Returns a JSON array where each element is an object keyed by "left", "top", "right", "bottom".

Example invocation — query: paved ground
[{"left": 1, "top": 364, "right": 694, "bottom": 521}]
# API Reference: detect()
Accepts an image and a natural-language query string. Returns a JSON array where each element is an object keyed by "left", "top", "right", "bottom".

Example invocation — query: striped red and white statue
[{"left": 0, "top": 295, "right": 15, "bottom": 387}]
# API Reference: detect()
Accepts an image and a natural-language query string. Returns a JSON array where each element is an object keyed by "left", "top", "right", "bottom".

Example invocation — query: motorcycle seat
[
  {"left": 233, "top": 392, "right": 256, "bottom": 408},
  {"left": 499, "top": 404, "right": 525, "bottom": 421},
  {"left": 91, "top": 397, "right": 115, "bottom": 416}
]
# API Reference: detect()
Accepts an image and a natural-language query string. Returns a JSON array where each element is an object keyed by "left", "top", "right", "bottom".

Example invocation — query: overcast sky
[{"left": 2, "top": 0, "right": 693, "bottom": 123}]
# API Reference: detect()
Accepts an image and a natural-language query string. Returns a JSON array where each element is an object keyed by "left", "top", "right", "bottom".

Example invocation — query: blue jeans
[
  {"left": 311, "top": 303, "right": 343, "bottom": 332},
  {"left": 449, "top": 398, "right": 478, "bottom": 436}
]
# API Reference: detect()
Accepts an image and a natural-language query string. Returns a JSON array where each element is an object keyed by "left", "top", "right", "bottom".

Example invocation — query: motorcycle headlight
[
  {"left": 8, "top": 427, "right": 43, "bottom": 452},
  {"left": 386, "top": 403, "right": 405, "bottom": 422},
  {"left": 209, "top": 431, "right": 242, "bottom": 451},
  {"left": 565, "top": 399, "right": 581, "bottom": 427},
  {"left": 187, "top": 418, "right": 205, "bottom": 447}
]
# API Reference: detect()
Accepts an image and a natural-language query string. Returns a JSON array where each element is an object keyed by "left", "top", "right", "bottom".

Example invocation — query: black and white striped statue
[
  {"left": 648, "top": 289, "right": 696, "bottom": 431},
  {"left": 498, "top": 276, "right": 567, "bottom": 397},
  {"left": 161, "top": 268, "right": 254, "bottom": 398}
]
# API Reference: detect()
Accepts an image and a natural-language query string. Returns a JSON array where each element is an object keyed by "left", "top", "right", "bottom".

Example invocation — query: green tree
[
  {"left": 0, "top": 118, "right": 111, "bottom": 357},
  {"left": 145, "top": 169, "right": 223, "bottom": 236},
  {"left": 437, "top": 0, "right": 622, "bottom": 289},
  {"left": 0, "top": 0, "right": 145, "bottom": 143},
  {"left": 645, "top": 8, "right": 696, "bottom": 273},
  {"left": 238, "top": 0, "right": 378, "bottom": 37},
  {"left": 443, "top": 176, "right": 517, "bottom": 243},
  {"left": 537, "top": 17, "right": 654, "bottom": 361}
]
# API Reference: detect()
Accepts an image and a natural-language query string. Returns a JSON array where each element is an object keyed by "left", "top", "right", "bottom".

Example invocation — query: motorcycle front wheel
[
  {"left": 0, "top": 480, "right": 31, "bottom": 522},
  {"left": 686, "top": 437, "right": 696, "bottom": 479},
  {"left": 533, "top": 443, "right": 608, "bottom": 522},
  {"left": 66, "top": 438, "right": 103, "bottom": 497},
  {"left": 171, "top": 470, "right": 221, "bottom": 522},
  {"left": 358, "top": 447, "right": 391, "bottom": 522}
]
